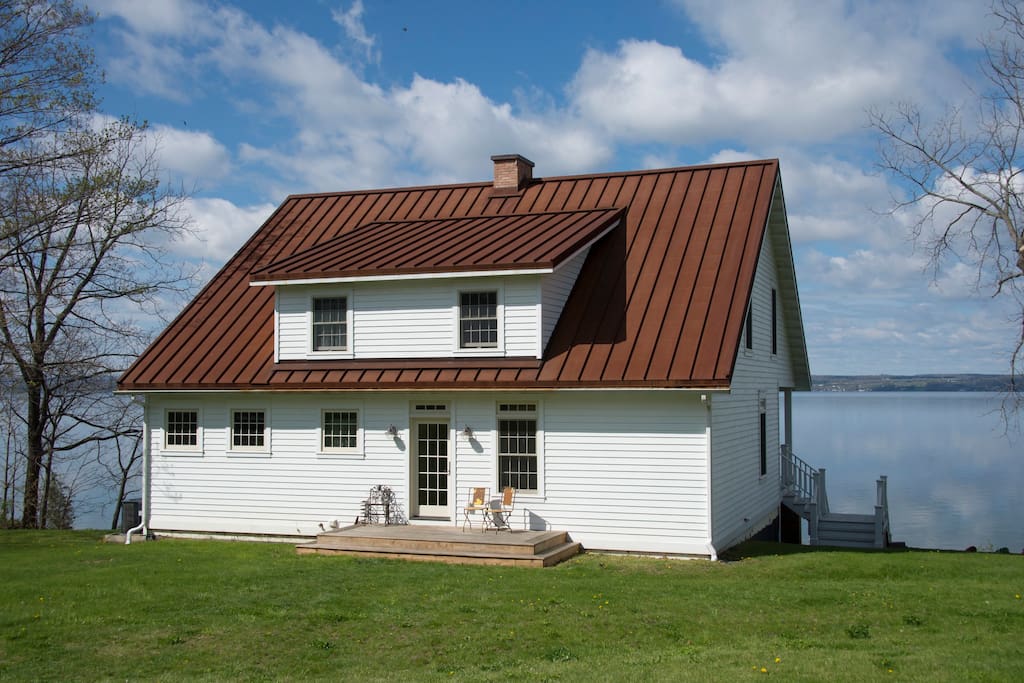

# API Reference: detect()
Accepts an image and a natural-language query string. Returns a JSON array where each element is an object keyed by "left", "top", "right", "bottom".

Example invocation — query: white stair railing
[{"left": 873, "top": 475, "right": 890, "bottom": 548}]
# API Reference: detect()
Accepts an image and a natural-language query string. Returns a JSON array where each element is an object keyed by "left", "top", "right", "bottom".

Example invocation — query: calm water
[{"left": 792, "top": 392, "right": 1023, "bottom": 552}]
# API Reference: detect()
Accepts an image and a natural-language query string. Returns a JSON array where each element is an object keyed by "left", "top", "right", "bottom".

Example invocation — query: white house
[{"left": 118, "top": 155, "right": 811, "bottom": 558}]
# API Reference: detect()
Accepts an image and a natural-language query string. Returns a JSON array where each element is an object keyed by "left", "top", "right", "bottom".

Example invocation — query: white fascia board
[{"left": 250, "top": 267, "right": 553, "bottom": 287}]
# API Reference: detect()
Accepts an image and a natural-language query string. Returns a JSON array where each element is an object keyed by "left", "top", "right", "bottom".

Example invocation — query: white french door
[{"left": 412, "top": 420, "right": 450, "bottom": 518}]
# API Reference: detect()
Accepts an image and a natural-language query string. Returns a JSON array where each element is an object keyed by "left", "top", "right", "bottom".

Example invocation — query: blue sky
[{"left": 87, "top": 0, "right": 1015, "bottom": 375}]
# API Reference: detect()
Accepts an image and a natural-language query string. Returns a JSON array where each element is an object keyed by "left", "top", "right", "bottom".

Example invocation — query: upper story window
[
  {"left": 459, "top": 291, "right": 498, "bottom": 348},
  {"left": 771, "top": 288, "right": 778, "bottom": 356},
  {"left": 312, "top": 297, "right": 348, "bottom": 351},
  {"left": 164, "top": 409, "right": 201, "bottom": 451},
  {"left": 744, "top": 304, "right": 753, "bottom": 350}
]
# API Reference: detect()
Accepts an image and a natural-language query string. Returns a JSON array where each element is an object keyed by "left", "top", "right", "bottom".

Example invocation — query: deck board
[{"left": 296, "top": 524, "right": 581, "bottom": 567}]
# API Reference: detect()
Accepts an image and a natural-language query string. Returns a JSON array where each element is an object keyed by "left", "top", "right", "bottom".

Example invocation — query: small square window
[
  {"left": 313, "top": 297, "right": 347, "bottom": 351},
  {"left": 232, "top": 410, "right": 266, "bottom": 449},
  {"left": 165, "top": 410, "right": 198, "bottom": 449},
  {"left": 322, "top": 410, "right": 358, "bottom": 450},
  {"left": 459, "top": 291, "right": 497, "bottom": 348}
]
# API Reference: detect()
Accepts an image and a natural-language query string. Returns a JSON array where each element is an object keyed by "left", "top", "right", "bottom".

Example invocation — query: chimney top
[{"left": 491, "top": 154, "right": 534, "bottom": 193}]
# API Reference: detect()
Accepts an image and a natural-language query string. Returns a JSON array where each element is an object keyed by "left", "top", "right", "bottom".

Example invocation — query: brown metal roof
[
  {"left": 119, "top": 158, "right": 805, "bottom": 392},
  {"left": 251, "top": 207, "right": 624, "bottom": 282}
]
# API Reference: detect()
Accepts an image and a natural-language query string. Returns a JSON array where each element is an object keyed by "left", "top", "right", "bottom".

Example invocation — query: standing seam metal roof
[{"left": 118, "top": 159, "right": 795, "bottom": 391}]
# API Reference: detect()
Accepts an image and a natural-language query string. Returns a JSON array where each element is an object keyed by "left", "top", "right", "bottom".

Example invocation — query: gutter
[{"left": 126, "top": 395, "right": 150, "bottom": 544}]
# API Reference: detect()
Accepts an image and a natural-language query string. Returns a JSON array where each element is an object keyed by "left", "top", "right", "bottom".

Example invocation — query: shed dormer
[{"left": 250, "top": 208, "right": 623, "bottom": 362}]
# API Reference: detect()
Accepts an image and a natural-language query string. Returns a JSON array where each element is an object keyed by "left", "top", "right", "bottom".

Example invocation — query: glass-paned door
[{"left": 413, "top": 421, "right": 450, "bottom": 518}]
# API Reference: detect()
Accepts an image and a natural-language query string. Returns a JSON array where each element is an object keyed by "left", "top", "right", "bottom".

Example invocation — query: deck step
[
  {"left": 817, "top": 513, "right": 879, "bottom": 548},
  {"left": 297, "top": 540, "right": 582, "bottom": 567},
  {"left": 296, "top": 525, "right": 581, "bottom": 567}
]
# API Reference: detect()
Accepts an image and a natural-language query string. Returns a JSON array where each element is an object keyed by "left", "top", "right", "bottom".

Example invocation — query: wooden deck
[{"left": 296, "top": 524, "right": 582, "bottom": 567}]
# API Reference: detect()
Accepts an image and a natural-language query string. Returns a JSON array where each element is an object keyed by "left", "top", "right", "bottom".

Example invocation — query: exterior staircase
[{"left": 780, "top": 447, "right": 891, "bottom": 549}]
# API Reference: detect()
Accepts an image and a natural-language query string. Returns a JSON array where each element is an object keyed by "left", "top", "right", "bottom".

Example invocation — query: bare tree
[
  {"left": 869, "top": 0, "right": 1024, "bottom": 417},
  {"left": 0, "top": 119, "right": 191, "bottom": 527},
  {"left": 0, "top": 0, "right": 96, "bottom": 174}
]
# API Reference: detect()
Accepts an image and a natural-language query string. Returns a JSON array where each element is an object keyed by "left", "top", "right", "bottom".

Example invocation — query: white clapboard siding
[
  {"left": 147, "top": 390, "right": 713, "bottom": 554},
  {"left": 709, "top": 220, "right": 792, "bottom": 549},
  {"left": 275, "top": 277, "right": 541, "bottom": 360},
  {"left": 540, "top": 248, "right": 587, "bottom": 351}
]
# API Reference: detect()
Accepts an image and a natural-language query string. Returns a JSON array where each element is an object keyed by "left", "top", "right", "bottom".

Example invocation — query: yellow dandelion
[
  {"left": 760, "top": 666, "right": 768, "bottom": 673},
  {"left": 774, "top": 657, "right": 781, "bottom": 663}
]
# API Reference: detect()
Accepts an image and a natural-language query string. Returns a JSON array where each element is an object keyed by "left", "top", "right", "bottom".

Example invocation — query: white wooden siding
[
  {"left": 146, "top": 390, "right": 713, "bottom": 555},
  {"left": 709, "top": 220, "right": 794, "bottom": 549},
  {"left": 275, "top": 277, "right": 541, "bottom": 360},
  {"left": 540, "top": 248, "right": 588, "bottom": 352}
]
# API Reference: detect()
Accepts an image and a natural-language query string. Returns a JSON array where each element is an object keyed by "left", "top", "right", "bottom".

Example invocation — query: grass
[{"left": 0, "top": 532, "right": 1022, "bottom": 681}]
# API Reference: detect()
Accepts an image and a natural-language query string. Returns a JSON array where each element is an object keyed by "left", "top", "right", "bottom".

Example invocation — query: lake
[{"left": 792, "top": 392, "right": 1023, "bottom": 552}]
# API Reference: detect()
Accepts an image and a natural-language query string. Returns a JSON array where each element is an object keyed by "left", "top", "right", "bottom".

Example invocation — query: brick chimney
[{"left": 491, "top": 154, "right": 534, "bottom": 193}]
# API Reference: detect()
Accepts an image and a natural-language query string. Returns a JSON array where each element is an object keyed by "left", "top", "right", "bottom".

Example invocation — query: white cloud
[
  {"left": 90, "top": 0, "right": 202, "bottom": 36},
  {"left": 151, "top": 125, "right": 232, "bottom": 186},
  {"left": 178, "top": 198, "right": 277, "bottom": 263},
  {"left": 332, "top": 0, "right": 380, "bottom": 65}
]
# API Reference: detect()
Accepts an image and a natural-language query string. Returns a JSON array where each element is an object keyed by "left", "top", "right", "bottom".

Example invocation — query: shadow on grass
[{"left": 720, "top": 540, "right": 919, "bottom": 561}]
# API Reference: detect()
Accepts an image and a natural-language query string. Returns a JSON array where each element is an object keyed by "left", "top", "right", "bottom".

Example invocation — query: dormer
[{"left": 249, "top": 201, "right": 623, "bottom": 363}]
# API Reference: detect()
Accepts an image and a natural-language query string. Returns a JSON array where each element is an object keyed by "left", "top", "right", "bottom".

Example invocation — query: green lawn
[{"left": 0, "top": 531, "right": 1021, "bottom": 681}]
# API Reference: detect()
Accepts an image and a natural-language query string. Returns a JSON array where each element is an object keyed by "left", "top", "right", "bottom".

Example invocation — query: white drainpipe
[{"left": 126, "top": 396, "right": 150, "bottom": 544}]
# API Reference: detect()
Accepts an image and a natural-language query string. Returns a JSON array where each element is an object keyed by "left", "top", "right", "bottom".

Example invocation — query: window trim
[
  {"left": 160, "top": 407, "right": 203, "bottom": 455},
  {"left": 454, "top": 287, "right": 504, "bottom": 356},
  {"left": 228, "top": 407, "right": 271, "bottom": 455},
  {"left": 317, "top": 407, "right": 364, "bottom": 457},
  {"left": 495, "top": 400, "right": 543, "bottom": 496},
  {"left": 306, "top": 290, "right": 354, "bottom": 359}
]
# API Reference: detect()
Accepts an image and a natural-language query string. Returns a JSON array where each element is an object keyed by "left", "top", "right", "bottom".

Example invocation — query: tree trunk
[{"left": 20, "top": 381, "right": 43, "bottom": 528}]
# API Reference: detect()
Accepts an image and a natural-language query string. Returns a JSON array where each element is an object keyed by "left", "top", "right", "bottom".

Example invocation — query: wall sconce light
[
  {"left": 385, "top": 424, "right": 398, "bottom": 438},
  {"left": 462, "top": 424, "right": 473, "bottom": 438}
]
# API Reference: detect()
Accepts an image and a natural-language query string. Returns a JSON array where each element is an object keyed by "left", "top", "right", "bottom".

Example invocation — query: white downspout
[
  {"left": 702, "top": 393, "right": 718, "bottom": 561},
  {"left": 126, "top": 395, "right": 150, "bottom": 544}
]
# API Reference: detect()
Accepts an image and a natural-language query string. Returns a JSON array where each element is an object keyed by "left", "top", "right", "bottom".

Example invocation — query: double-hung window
[
  {"left": 321, "top": 409, "right": 359, "bottom": 452},
  {"left": 498, "top": 403, "right": 538, "bottom": 492},
  {"left": 459, "top": 291, "right": 498, "bottom": 348},
  {"left": 231, "top": 409, "right": 267, "bottom": 451},
  {"left": 312, "top": 297, "right": 348, "bottom": 352},
  {"left": 165, "top": 409, "right": 200, "bottom": 451}
]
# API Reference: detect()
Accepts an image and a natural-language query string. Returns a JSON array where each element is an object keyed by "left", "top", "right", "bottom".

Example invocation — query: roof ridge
[{"left": 278, "top": 159, "right": 779, "bottom": 202}]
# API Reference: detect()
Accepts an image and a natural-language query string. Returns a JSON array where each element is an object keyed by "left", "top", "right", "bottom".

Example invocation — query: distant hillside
[{"left": 811, "top": 374, "right": 1013, "bottom": 392}]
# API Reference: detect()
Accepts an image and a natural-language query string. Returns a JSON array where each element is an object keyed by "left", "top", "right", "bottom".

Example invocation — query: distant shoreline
[{"left": 811, "top": 374, "right": 1012, "bottom": 392}]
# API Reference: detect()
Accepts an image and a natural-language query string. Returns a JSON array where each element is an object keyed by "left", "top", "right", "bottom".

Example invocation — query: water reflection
[{"left": 793, "top": 392, "right": 1023, "bottom": 552}]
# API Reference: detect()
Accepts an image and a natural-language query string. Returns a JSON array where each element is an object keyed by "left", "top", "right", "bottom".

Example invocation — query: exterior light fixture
[
  {"left": 463, "top": 424, "right": 473, "bottom": 438},
  {"left": 385, "top": 424, "right": 398, "bottom": 438}
]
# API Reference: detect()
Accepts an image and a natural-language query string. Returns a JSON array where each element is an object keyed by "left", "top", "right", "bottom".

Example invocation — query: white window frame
[
  {"left": 160, "top": 407, "right": 203, "bottom": 455},
  {"left": 318, "top": 407, "right": 364, "bottom": 457},
  {"left": 228, "top": 407, "right": 271, "bottom": 455},
  {"left": 454, "top": 286, "right": 504, "bottom": 356},
  {"left": 307, "top": 290, "right": 354, "bottom": 359},
  {"left": 495, "top": 400, "right": 543, "bottom": 496}
]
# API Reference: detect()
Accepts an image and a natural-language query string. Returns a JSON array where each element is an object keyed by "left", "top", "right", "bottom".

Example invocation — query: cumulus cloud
[
  {"left": 178, "top": 198, "right": 278, "bottom": 262},
  {"left": 150, "top": 125, "right": 232, "bottom": 186}
]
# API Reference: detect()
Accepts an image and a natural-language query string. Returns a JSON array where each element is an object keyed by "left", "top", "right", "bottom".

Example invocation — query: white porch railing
[{"left": 780, "top": 446, "right": 890, "bottom": 548}]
